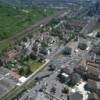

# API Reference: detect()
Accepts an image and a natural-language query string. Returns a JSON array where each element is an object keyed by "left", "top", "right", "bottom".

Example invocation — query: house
[
  {"left": 68, "top": 92, "right": 83, "bottom": 100},
  {"left": 39, "top": 48, "right": 49, "bottom": 55},
  {"left": 96, "top": 56, "right": 100, "bottom": 60},
  {"left": 5, "top": 49, "right": 18, "bottom": 62},
  {"left": 87, "top": 66, "right": 100, "bottom": 80},
  {"left": 87, "top": 62, "right": 100, "bottom": 68},
  {"left": 65, "top": 59, "right": 82, "bottom": 75},
  {"left": 85, "top": 79, "right": 100, "bottom": 92},
  {"left": 49, "top": 59, "right": 61, "bottom": 70},
  {"left": 61, "top": 67, "right": 74, "bottom": 75},
  {"left": 58, "top": 72, "right": 70, "bottom": 83},
  {"left": 91, "top": 46, "right": 100, "bottom": 55},
  {"left": 95, "top": 55, "right": 100, "bottom": 64},
  {"left": 69, "top": 73, "right": 81, "bottom": 86},
  {"left": 62, "top": 47, "right": 72, "bottom": 55},
  {"left": 32, "top": 42, "right": 39, "bottom": 52},
  {"left": 78, "top": 43, "right": 87, "bottom": 50},
  {"left": 38, "top": 53, "right": 46, "bottom": 62},
  {"left": 41, "top": 33, "right": 57, "bottom": 46},
  {"left": 75, "top": 65, "right": 87, "bottom": 75},
  {"left": 87, "top": 93, "right": 99, "bottom": 100},
  {"left": 58, "top": 66, "right": 81, "bottom": 84}
]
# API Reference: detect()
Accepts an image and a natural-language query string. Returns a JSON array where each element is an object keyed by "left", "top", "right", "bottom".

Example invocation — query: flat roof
[
  {"left": 19, "top": 76, "right": 27, "bottom": 83},
  {"left": 62, "top": 73, "right": 69, "bottom": 78}
]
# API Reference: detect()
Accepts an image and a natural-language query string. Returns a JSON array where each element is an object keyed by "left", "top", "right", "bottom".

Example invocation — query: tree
[
  {"left": 24, "top": 67, "right": 32, "bottom": 76},
  {"left": 18, "top": 67, "right": 24, "bottom": 75},
  {"left": 22, "top": 37, "right": 27, "bottom": 42},
  {"left": 96, "top": 31, "right": 100, "bottom": 38},
  {"left": 0, "top": 59, "right": 3, "bottom": 67},
  {"left": 50, "top": 87, "right": 56, "bottom": 94},
  {"left": 92, "top": 46, "right": 100, "bottom": 55},
  {"left": 62, "top": 87, "right": 69, "bottom": 94},
  {"left": 50, "top": 18, "right": 60, "bottom": 25},
  {"left": 30, "top": 53, "right": 37, "bottom": 60}
]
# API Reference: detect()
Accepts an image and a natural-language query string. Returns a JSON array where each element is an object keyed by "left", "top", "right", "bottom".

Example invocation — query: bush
[
  {"left": 62, "top": 87, "right": 69, "bottom": 94},
  {"left": 96, "top": 31, "right": 100, "bottom": 38}
]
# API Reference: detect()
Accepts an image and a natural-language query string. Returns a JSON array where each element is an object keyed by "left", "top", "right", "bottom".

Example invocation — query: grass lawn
[
  {"left": 0, "top": 5, "right": 53, "bottom": 40},
  {"left": 0, "top": 5, "right": 53, "bottom": 53},
  {"left": 28, "top": 59, "right": 43, "bottom": 72}
]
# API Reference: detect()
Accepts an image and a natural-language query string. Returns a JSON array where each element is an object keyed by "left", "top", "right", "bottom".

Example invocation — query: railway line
[
  {"left": 0, "top": 11, "right": 65, "bottom": 100},
  {"left": 0, "top": 11, "right": 64, "bottom": 53}
]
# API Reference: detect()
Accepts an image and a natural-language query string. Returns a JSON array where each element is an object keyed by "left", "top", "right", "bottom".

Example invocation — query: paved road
[
  {"left": 0, "top": 36, "right": 74, "bottom": 100},
  {"left": 19, "top": 37, "right": 91, "bottom": 100},
  {"left": 18, "top": 40, "right": 75, "bottom": 100},
  {"left": 0, "top": 10, "right": 73, "bottom": 100}
]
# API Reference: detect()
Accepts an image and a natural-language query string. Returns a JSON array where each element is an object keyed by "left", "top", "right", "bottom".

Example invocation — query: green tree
[
  {"left": 24, "top": 67, "right": 32, "bottom": 76},
  {"left": 96, "top": 31, "right": 100, "bottom": 38},
  {"left": 18, "top": 67, "right": 24, "bottom": 75}
]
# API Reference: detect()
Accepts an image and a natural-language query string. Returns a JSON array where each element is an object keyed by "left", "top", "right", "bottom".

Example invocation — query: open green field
[
  {"left": 29, "top": 59, "right": 43, "bottom": 72},
  {"left": 0, "top": 5, "right": 53, "bottom": 40},
  {"left": 0, "top": 5, "right": 54, "bottom": 53}
]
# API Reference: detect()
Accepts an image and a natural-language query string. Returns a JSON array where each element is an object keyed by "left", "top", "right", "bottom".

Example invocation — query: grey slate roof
[{"left": 69, "top": 92, "right": 83, "bottom": 100}]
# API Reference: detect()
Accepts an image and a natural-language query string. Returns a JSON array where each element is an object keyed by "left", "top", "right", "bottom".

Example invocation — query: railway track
[
  {"left": 0, "top": 11, "right": 64, "bottom": 49},
  {"left": 0, "top": 11, "right": 65, "bottom": 100}
]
